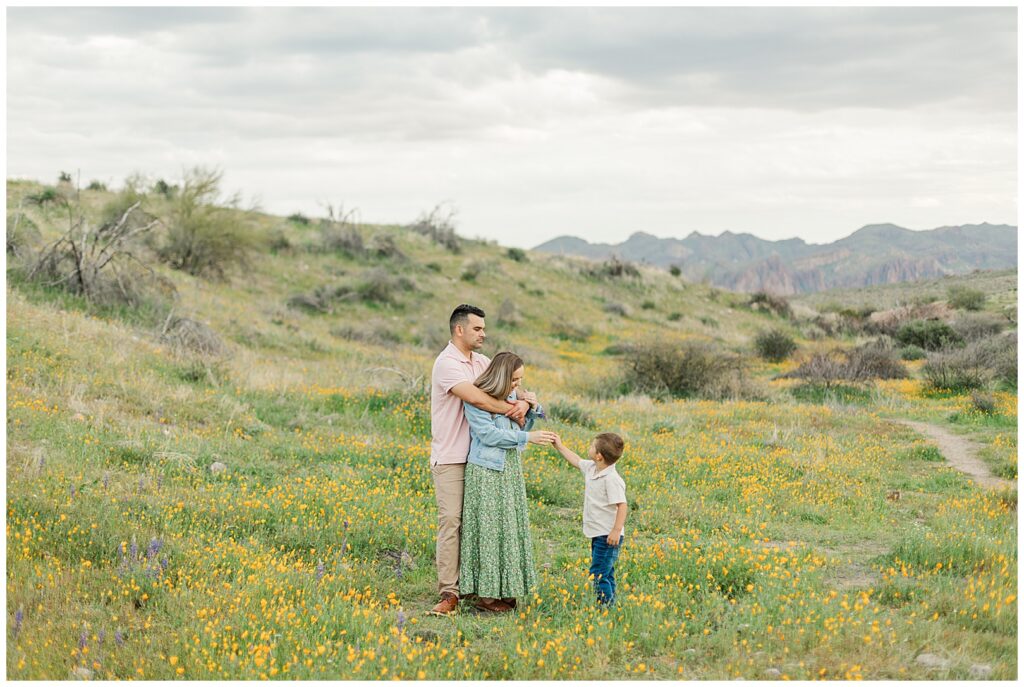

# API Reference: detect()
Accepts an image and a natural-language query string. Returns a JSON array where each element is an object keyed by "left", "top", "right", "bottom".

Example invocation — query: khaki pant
[{"left": 431, "top": 462, "right": 465, "bottom": 596}]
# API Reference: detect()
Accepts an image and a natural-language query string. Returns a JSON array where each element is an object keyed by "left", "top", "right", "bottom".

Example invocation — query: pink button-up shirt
[{"left": 430, "top": 341, "right": 491, "bottom": 465}]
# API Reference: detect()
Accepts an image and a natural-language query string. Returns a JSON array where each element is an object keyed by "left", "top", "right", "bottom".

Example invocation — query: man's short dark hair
[
  {"left": 594, "top": 433, "right": 625, "bottom": 465},
  {"left": 450, "top": 304, "right": 486, "bottom": 334}
]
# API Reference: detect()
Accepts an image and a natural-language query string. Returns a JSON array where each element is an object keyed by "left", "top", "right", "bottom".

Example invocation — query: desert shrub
[
  {"left": 158, "top": 167, "right": 260, "bottom": 279},
  {"left": 622, "top": 341, "right": 749, "bottom": 400},
  {"left": 26, "top": 186, "right": 68, "bottom": 207},
  {"left": 843, "top": 339, "right": 909, "bottom": 380},
  {"left": 460, "top": 260, "right": 485, "bottom": 282},
  {"left": 947, "top": 285, "right": 986, "bottom": 311},
  {"left": 970, "top": 391, "right": 997, "bottom": 415},
  {"left": 152, "top": 179, "right": 179, "bottom": 198},
  {"left": 548, "top": 401, "right": 596, "bottom": 428},
  {"left": 267, "top": 229, "right": 293, "bottom": 254},
  {"left": 899, "top": 345, "right": 927, "bottom": 361},
  {"left": 159, "top": 315, "right": 226, "bottom": 357},
  {"left": 754, "top": 329, "right": 797, "bottom": 362},
  {"left": 287, "top": 284, "right": 354, "bottom": 314},
  {"left": 699, "top": 316, "right": 719, "bottom": 328},
  {"left": 895, "top": 319, "right": 962, "bottom": 351},
  {"left": 368, "top": 234, "right": 405, "bottom": 261},
  {"left": 920, "top": 338, "right": 1006, "bottom": 392},
  {"left": 551, "top": 321, "right": 592, "bottom": 342},
  {"left": 603, "top": 301, "right": 630, "bottom": 317},
  {"left": 669, "top": 265, "right": 682, "bottom": 277},
  {"left": 6, "top": 209, "right": 41, "bottom": 259},
  {"left": 410, "top": 204, "right": 461, "bottom": 253},
  {"left": 584, "top": 256, "right": 641, "bottom": 280},
  {"left": 330, "top": 323, "right": 402, "bottom": 345},
  {"left": 25, "top": 193, "right": 174, "bottom": 319},
  {"left": 496, "top": 299, "right": 522, "bottom": 328},
  {"left": 780, "top": 340, "right": 907, "bottom": 386},
  {"left": 865, "top": 301, "right": 953, "bottom": 336},
  {"left": 287, "top": 212, "right": 311, "bottom": 226},
  {"left": 747, "top": 291, "right": 792, "bottom": 319},
  {"left": 507, "top": 247, "right": 528, "bottom": 263},
  {"left": 355, "top": 268, "right": 415, "bottom": 306},
  {"left": 668, "top": 312, "right": 682, "bottom": 322},
  {"left": 951, "top": 312, "right": 1005, "bottom": 342},
  {"left": 86, "top": 180, "right": 107, "bottom": 191},
  {"left": 641, "top": 300, "right": 656, "bottom": 310},
  {"left": 316, "top": 205, "right": 365, "bottom": 257}
]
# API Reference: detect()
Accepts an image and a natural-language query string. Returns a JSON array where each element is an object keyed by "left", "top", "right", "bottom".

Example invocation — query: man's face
[{"left": 455, "top": 314, "right": 486, "bottom": 350}]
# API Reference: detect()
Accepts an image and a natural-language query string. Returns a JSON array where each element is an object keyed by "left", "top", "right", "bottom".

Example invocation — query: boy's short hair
[{"left": 594, "top": 432, "right": 625, "bottom": 465}]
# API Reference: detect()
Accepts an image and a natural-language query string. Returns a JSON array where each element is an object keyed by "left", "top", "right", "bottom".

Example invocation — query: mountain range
[{"left": 533, "top": 223, "right": 1017, "bottom": 294}]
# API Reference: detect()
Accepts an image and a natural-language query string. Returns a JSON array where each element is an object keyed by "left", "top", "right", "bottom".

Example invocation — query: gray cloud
[{"left": 6, "top": 7, "right": 1016, "bottom": 246}]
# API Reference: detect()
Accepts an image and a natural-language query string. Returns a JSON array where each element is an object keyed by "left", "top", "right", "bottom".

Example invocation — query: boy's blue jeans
[{"left": 590, "top": 534, "right": 624, "bottom": 605}]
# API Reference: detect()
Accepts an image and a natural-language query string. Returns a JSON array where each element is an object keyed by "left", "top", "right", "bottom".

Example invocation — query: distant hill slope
[{"left": 534, "top": 223, "right": 1017, "bottom": 294}]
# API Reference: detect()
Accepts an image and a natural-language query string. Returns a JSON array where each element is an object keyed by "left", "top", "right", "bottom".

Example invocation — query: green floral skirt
[{"left": 459, "top": 449, "right": 537, "bottom": 599}]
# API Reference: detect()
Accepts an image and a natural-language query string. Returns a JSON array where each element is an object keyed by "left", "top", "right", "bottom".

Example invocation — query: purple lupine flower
[
  {"left": 159, "top": 557, "right": 168, "bottom": 571},
  {"left": 78, "top": 630, "right": 88, "bottom": 651},
  {"left": 156, "top": 475, "right": 163, "bottom": 491},
  {"left": 114, "top": 630, "right": 124, "bottom": 646},
  {"left": 316, "top": 559, "right": 325, "bottom": 582},
  {"left": 102, "top": 473, "right": 109, "bottom": 490},
  {"left": 14, "top": 608, "right": 24, "bottom": 635},
  {"left": 146, "top": 538, "right": 162, "bottom": 560},
  {"left": 70, "top": 484, "right": 76, "bottom": 498},
  {"left": 137, "top": 477, "right": 144, "bottom": 494},
  {"left": 98, "top": 630, "right": 106, "bottom": 645},
  {"left": 396, "top": 611, "right": 406, "bottom": 634},
  {"left": 129, "top": 538, "right": 138, "bottom": 561}
]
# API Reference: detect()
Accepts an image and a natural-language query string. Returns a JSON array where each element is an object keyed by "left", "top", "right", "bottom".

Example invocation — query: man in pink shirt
[{"left": 428, "top": 304, "right": 531, "bottom": 616}]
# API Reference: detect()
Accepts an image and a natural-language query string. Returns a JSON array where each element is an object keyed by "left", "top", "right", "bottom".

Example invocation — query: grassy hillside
[{"left": 6, "top": 177, "right": 1017, "bottom": 680}]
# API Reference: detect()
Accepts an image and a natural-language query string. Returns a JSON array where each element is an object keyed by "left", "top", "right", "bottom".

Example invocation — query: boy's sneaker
[{"left": 427, "top": 592, "right": 459, "bottom": 616}]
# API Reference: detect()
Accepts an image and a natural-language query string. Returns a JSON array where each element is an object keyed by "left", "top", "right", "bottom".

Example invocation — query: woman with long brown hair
[{"left": 459, "top": 351, "right": 555, "bottom": 613}]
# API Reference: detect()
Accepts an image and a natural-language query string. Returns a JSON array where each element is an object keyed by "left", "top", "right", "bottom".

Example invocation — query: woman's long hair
[{"left": 474, "top": 351, "right": 524, "bottom": 400}]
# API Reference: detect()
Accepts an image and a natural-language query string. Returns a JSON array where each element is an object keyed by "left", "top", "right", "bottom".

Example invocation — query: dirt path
[{"left": 893, "top": 419, "right": 1016, "bottom": 491}]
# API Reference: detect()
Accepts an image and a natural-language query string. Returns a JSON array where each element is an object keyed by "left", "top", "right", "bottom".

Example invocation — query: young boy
[{"left": 552, "top": 432, "right": 627, "bottom": 606}]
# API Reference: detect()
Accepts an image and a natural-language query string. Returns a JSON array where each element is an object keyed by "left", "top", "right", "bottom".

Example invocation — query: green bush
[
  {"left": 754, "top": 329, "right": 797, "bottom": 362},
  {"left": 158, "top": 167, "right": 260, "bottom": 279},
  {"left": 584, "top": 256, "right": 641, "bottom": 280},
  {"left": 622, "top": 341, "right": 750, "bottom": 400},
  {"left": 669, "top": 265, "right": 682, "bottom": 277},
  {"left": 780, "top": 339, "right": 907, "bottom": 385},
  {"left": 747, "top": 291, "right": 792, "bottom": 319},
  {"left": 551, "top": 321, "right": 592, "bottom": 342},
  {"left": 506, "top": 247, "right": 528, "bottom": 263},
  {"left": 287, "top": 212, "right": 311, "bottom": 226},
  {"left": 899, "top": 345, "right": 927, "bottom": 361},
  {"left": 895, "top": 319, "right": 962, "bottom": 351},
  {"left": 548, "top": 401, "right": 596, "bottom": 428},
  {"left": 947, "top": 285, "right": 986, "bottom": 311}
]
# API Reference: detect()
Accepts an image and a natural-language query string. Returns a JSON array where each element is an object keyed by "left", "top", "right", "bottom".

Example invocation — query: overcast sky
[{"left": 6, "top": 6, "right": 1017, "bottom": 248}]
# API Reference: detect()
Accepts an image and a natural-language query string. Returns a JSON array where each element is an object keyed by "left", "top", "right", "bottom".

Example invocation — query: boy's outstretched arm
[{"left": 551, "top": 434, "right": 582, "bottom": 469}]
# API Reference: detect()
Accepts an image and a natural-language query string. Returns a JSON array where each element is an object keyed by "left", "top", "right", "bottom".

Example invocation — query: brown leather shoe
[
  {"left": 473, "top": 597, "right": 514, "bottom": 613},
  {"left": 427, "top": 592, "right": 459, "bottom": 616}
]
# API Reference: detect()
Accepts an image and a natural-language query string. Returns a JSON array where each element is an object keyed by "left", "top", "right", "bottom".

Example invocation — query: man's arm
[
  {"left": 607, "top": 503, "right": 627, "bottom": 546},
  {"left": 451, "top": 382, "right": 529, "bottom": 422},
  {"left": 551, "top": 434, "right": 582, "bottom": 469}
]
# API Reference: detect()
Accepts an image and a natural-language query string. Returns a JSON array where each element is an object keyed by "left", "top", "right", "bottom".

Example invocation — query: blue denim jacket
[{"left": 464, "top": 392, "right": 542, "bottom": 472}]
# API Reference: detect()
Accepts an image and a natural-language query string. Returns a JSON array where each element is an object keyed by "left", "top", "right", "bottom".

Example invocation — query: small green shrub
[
  {"left": 548, "top": 401, "right": 596, "bottom": 428},
  {"left": 641, "top": 300, "right": 656, "bottom": 310},
  {"left": 747, "top": 291, "right": 792, "bottom": 319},
  {"left": 287, "top": 212, "right": 311, "bottom": 226},
  {"left": 622, "top": 341, "right": 750, "bottom": 400},
  {"left": 410, "top": 204, "right": 460, "bottom": 253},
  {"left": 899, "top": 345, "right": 927, "bottom": 361},
  {"left": 158, "top": 167, "right": 260, "bottom": 279},
  {"left": 947, "top": 285, "right": 986, "bottom": 311},
  {"left": 669, "top": 265, "right": 681, "bottom": 277},
  {"left": 551, "top": 322, "right": 592, "bottom": 342},
  {"left": 584, "top": 256, "right": 641, "bottom": 280},
  {"left": 668, "top": 312, "right": 682, "bottom": 322},
  {"left": 86, "top": 180, "right": 107, "bottom": 191},
  {"left": 507, "top": 247, "right": 528, "bottom": 263},
  {"left": 970, "top": 391, "right": 997, "bottom": 415},
  {"left": 895, "top": 319, "right": 962, "bottom": 351},
  {"left": 603, "top": 302, "right": 630, "bottom": 317},
  {"left": 754, "top": 329, "right": 797, "bottom": 362}
]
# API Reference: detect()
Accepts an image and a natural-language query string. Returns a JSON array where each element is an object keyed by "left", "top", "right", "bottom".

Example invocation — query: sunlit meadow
[{"left": 6, "top": 180, "right": 1017, "bottom": 680}]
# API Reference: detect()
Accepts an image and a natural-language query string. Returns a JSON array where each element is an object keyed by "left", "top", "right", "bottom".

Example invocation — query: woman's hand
[
  {"left": 520, "top": 390, "right": 539, "bottom": 408},
  {"left": 527, "top": 430, "right": 557, "bottom": 446}
]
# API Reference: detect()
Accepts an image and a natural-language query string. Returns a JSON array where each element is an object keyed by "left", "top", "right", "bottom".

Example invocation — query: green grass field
[{"left": 6, "top": 179, "right": 1017, "bottom": 679}]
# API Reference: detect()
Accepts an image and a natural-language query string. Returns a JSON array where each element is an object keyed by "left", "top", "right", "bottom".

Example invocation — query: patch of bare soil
[{"left": 893, "top": 420, "right": 1016, "bottom": 491}]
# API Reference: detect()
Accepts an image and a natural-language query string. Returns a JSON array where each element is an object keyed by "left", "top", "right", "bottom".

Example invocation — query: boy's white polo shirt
[{"left": 578, "top": 459, "right": 627, "bottom": 538}]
